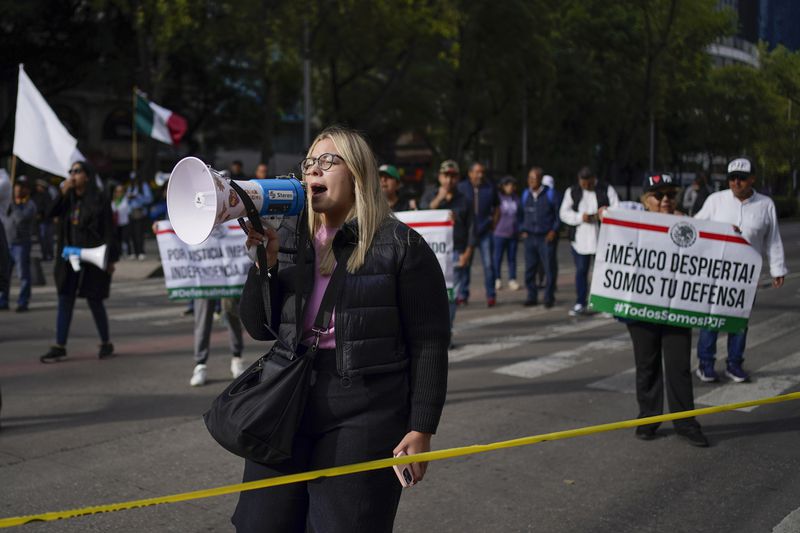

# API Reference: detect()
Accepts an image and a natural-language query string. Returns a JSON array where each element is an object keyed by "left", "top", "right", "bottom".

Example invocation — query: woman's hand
[
  {"left": 244, "top": 222, "right": 279, "bottom": 269},
  {"left": 393, "top": 431, "right": 432, "bottom": 482}
]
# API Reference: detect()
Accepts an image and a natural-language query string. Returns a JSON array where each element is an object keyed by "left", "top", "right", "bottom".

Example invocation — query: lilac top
[
  {"left": 301, "top": 224, "right": 339, "bottom": 349},
  {"left": 493, "top": 194, "right": 519, "bottom": 238}
]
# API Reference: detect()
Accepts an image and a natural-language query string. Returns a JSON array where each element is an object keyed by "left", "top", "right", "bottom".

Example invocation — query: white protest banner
[
  {"left": 394, "top": 209, "right": 454, "bottom": 300},
  {"left": 155, "top": 220, "right": 251, "bottom": 299},
  {"left": 589, "top": 209, "right": 762, "bottom": 333}
]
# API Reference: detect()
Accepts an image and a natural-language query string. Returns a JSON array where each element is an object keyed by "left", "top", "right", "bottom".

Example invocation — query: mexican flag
[{"left": 134, "top": 89, "right": 188, "bottom": 146}]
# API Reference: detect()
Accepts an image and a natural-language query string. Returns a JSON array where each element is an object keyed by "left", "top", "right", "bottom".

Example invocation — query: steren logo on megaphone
[{"left": 166, "top": 156, "right": 306, "bottom": 245}]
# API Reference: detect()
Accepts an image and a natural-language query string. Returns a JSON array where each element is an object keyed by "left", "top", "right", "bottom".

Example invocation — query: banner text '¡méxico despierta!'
[{"left": 603, "top": 243, "right": 757, "bottom": 284}]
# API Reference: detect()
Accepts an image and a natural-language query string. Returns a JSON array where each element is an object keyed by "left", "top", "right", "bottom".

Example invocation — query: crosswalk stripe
[
  {"left": 587, "top": 312, "right": 799, "bottom": 394},
  {"left": 695, "top": 351, "right": 800, "bottom": 411},
  {"left": 110, "top": 307, "right": 187, "bottom": 321},
  {"left": 450, "top": 316, "right": 614, "bottom": 363},
  {"left": 493, "top": 333, "right": 629, "bottom": 379},
  {"left": 452, "top": 305, "right": 553, "bottom": 332}
]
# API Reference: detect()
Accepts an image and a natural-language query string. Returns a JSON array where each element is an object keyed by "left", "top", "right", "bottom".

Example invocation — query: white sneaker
[
  {"left": 495, "top": 278, "right": 502, "bottom": 290},
  {"left": 568, "top": 303, "right": 585, "bottom": 317},
  {"left": 508, "top": 279, "right": 520, "bottom": 291},
  {"left": 137, "top": 254, "right": 146, "bottom": 261},
  {"left": 231, "top": 357, "right": 246, "bottom": 379},
  {"left": 190, "top": 364, "right": 208, "bottom": 386}
]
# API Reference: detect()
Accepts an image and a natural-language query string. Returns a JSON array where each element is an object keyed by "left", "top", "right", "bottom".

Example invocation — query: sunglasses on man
[{"left": 728, "top": 175, "right": 750, "bottom": 182}]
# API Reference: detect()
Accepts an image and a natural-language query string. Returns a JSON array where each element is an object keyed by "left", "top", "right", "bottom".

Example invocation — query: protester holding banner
[
  {"left": 233, "top": 127, "right": 449, "bottom": 533},
  {"left": 421, "top": 160, "right": 474, "bottom": 345},
  {"left": 624, "top": 173, "right": 708, "bottom": 447},
  {"left": 40, "top": 161, "right": 118, "bottom": 362},
  {"left": 559, "top": 166, "right": 619, "bottom": 316},
  {"left": 693, "top": 157, "right": 787, "bottom": 383}
]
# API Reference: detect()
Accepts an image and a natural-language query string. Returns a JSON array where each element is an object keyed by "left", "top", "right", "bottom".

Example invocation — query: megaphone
[
  {"left": 166, "top": 156, "right": 305, "bottom": 245},
  {"left": 62, "top": 244, "right": 108, "bottom": 272}
]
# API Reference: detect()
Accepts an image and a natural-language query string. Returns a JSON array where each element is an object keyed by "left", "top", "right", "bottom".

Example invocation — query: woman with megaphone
[
  {"left": 40, "top": 160, "right": 119, "bottom": 363},
  {"left": 231, "top": 127, "right": 449, "bottom": 532}
]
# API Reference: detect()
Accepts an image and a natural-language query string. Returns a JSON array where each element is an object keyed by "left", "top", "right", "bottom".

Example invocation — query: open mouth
[{"left": 310, "top": 184, "right": 328, "bottom": 196}]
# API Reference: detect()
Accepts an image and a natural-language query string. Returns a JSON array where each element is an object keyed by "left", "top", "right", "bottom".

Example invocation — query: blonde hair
[{"left": 305, "top": 126, "right": 390, "bottom": 274}]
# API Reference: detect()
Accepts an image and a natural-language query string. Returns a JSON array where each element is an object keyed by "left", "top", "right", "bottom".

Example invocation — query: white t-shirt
[{"left": 694, "top": 189, "right": 787, "bottom": 278}]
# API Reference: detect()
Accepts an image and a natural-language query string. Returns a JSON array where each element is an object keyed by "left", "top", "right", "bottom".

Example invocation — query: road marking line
[
  {"left": 695, "top": 351, "right": 800, "bottom": 411},
  {"left": 449, "top": 316, "right": 614, "bottom": 363},
  {"left": 493, "top": 333, "right": 629, "bottom": 379},
  {"left": 452, "top": 305, "right": 552, "bottom": 332},
  {"left": 773, "top": 506, "right": 800, "bottom": 533},
  {"left": 587, "top": 312, "right": 799, "bottom": 394},
  {"left": 109, "top": 307, "right": 187, "bottom": 321}
]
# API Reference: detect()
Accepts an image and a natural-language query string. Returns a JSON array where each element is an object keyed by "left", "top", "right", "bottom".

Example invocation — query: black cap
[
  {"left": 642, "top": 173, "right": 676, "bottom": 193},
  {"left": 499, "top": 175, "right": 516, "bottom": 186}
]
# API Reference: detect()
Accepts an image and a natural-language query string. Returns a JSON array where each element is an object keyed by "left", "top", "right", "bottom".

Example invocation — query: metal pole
[
  {"left": 649, "top": 110, "right": 655, "bottom": 173},
  {"left": 132, "top": 86, "right": 138, "bottom": 175},
  {"left": 521, "top": 87, "right": 528, "bottom": 169},
  {"left": 303, "top": 19, "right": 311, "bottom": 149}
]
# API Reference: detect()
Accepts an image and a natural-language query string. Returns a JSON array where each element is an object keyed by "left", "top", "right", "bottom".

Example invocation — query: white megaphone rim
[
  {"left": 82, "top": 244, "right": 108, "bottom": 270},
  {"left": 166, "top": 156, "right": 217, "bottom": 245}
]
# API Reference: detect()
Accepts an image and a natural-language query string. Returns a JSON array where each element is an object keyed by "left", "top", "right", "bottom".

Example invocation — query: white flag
[{"left": 13, "top": 65, "right": 80, "bottom": 179}]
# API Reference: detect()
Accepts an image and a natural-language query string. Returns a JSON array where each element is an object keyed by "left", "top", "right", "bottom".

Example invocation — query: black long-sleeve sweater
[{"left": 239, "top": 216, "right": 450, "bottom": 434}]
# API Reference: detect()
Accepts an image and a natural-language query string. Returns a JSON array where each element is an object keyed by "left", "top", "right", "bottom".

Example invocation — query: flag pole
[
  {"left": 132, "top": 86, "right": 137, "bottom": 177},
  {"left": 10, "top": 154, "right": 17, "bottom": 185}
]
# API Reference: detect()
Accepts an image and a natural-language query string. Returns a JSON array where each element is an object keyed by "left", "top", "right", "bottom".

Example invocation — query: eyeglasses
[
  {"left": 651, "top": 190, "right": 678, "bottom": 201},
  {"left": 299, "top": 153, "right": 345, "bottom": 174},
  {"left": 68, "top": 168, "right": 83, "bottom": 175}
]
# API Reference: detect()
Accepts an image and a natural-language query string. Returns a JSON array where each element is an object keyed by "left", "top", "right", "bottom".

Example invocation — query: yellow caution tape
[{"left": 1, "top": 391, "right": 798, "bottom": 528}]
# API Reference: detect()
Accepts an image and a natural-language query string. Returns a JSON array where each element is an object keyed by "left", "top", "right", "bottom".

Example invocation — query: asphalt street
[{"left": 1, "top": 222, "right": 799, "bottom": 532}]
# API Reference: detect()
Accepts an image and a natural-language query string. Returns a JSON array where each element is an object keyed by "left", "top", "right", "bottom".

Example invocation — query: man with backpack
[
  {"left": 559, "top": 166, "right": 619, "bottom": 316},
  {"left": 520, "top": 167, "right": 560, "bottom": 308}
]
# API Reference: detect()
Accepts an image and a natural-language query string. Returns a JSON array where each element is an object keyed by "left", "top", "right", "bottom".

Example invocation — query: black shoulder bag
[{"left": 203, "top": 181, "right": 351, "bottom": 464}]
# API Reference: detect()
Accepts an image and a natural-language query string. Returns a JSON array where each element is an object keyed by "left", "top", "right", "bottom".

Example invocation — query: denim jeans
[
  {"left": 697, "top": 328, "right": 747, "bottom": 365},
  {"left": 524, "top": 234, "right": 555, "bottom": 304},
  {"left": 571, "top": 248, "right": 593, "bottom": 307},
  {"left": 451, "top": 251, "right": 468, "bottom": 327},
  {"left": 493, "top": 235, "right": 518, "bottom": 282},
  {"left": 461, "top": 234, "right": 495, "bottom": 300},
  {"left": 0, "top": 243, "right": 32, "bottom": 308}
]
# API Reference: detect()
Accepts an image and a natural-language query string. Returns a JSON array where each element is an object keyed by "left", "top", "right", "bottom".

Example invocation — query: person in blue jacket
[{"left": 520, "top": 167, "right": 560, "bottom": 307}]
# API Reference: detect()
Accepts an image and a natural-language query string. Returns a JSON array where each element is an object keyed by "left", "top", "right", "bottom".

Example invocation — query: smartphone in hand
[{"left": 393, "top": 451, "right": 416, "bottom": 488}]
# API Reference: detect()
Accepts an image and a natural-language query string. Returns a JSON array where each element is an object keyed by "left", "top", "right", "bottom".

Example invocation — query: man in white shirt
[
  {"left": 694, "top": 157, "right": 787, "bottom": 383},
  {"left": 559, "top": 166, "right": 620, "bottom": 316}
]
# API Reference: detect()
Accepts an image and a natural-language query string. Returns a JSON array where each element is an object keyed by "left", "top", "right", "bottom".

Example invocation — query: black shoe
[
  {"left": 676, "top": 428, "right": 709, "bottom": 448},
  {"left": 15, "top": 305, "right": 29, "bottom": 313},
  {"left": 0, "top": 304, "right": 8, "bottom": 311},
  {"left": 98, "top": 342, "right": 115, "bottom": 359},
  {"left": 523, "top": 300, "right": 539, "bottom": 307},
  {"left": 635, "top": 426, "right": 658, "bottom": 441},
  {"left": 544, "top": 301, "right": 554, "bottom": 309},
  {"left": 40, "top": 345, "right": 67, "bottom": 363}
]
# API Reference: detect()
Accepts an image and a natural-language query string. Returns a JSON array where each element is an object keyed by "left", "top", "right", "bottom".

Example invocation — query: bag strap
[
  {"left": 228, "top": 179, "right": 292, "bottom": 352},
  {"left": 309, "top": 238, "right": 354, "bottom": 352}
]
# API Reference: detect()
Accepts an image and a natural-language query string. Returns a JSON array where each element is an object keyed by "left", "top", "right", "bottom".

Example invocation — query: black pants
[
  {"left": 130, "top": 216, "right": 147, "bottom": 255},
  {"left": 232, "top": 350, "right": 409, "bottom": 533},
  {"left": 626, "top": 322, "right": 700, "bottom": 432}
]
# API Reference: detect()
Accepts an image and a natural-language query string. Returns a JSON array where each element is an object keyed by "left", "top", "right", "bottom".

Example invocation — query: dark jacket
[
  {"left": 239, "top": 216, "right": 450, "bottom": 434},
  {"left": 520, "top": 186, "right": 560, "bottom": 235},
  {"left": 419, "top": 187, "right": 475, "bottom": 252},
  {"left": 457, "top": 179, "right": 498, "bottom": 239},
  {"left": 50, "top": 187, "right": 118, "bottom": 299}
]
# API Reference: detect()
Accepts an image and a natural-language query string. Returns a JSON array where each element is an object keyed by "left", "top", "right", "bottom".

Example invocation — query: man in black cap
[{"left": 693, "top": 157, "right": 787, "bottom": 383}]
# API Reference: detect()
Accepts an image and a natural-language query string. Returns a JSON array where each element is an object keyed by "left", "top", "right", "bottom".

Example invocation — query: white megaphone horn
[
  {"left": 166, "top": 156, "right": 306, "bottom": 245},
  {"left": 61, "top": 244, "right": 108, "bottom": 272}
]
